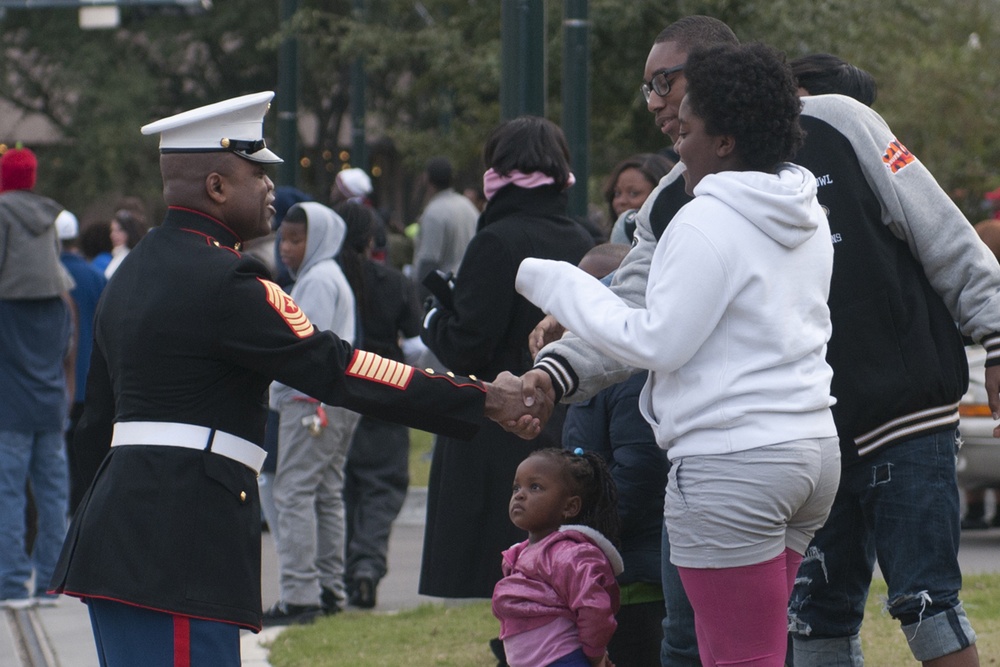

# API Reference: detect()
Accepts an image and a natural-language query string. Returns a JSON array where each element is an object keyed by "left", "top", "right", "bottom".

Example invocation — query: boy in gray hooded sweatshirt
[{"left": 266, "top": 201, "right": 361, "bottom": 625}]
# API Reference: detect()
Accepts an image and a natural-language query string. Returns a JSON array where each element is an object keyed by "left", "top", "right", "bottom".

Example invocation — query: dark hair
[
  {"left": 531, "top": 448, "right": 620, "bottom": 546},
  {"left": 655, "top": 15, "right": 739, "bottom": 52},
  {"left": 80, "top": 220, "right": 113, "bottom": 260},
  {"left": 334, "top": 201, "right": 377, "bottom": 333},
  {"left": 112, "top": 208, "right": 148, "bottom": 249},
  {"left": 282, "top": 204, "right": 308, "bottom": 224},
  {"left": 684, "top": 42, "right": 804, "bottom": 173},
  {"left": 426, "top": 156, "right": 453, "bottom": 190},
  {"left": 482, "top": 116, "right": 572, "bottom": 189},
  {"left": 582, "top": 242, "right": 630, "bottom": 269},
  {"left": 272, "top": 186, "right": 314, "bottom": 230},
  {"left": 602, "top": 153, "right": 674, "bottom": 220},
  {"left": 791, "top": 53, "right": 878, "bottom": 106},
  {"left": 115, "top": 195, "right": 148, "bottom": 221}
]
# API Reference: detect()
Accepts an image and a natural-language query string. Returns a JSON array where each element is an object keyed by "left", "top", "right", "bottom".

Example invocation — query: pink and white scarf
[{"left": 483, "top": 168, "right": 576, "bottom": 201}]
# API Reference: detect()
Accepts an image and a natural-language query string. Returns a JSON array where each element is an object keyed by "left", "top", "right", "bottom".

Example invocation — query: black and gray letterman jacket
[{"left": 534, "top": 94, "right": 1000, "bottom": 466}]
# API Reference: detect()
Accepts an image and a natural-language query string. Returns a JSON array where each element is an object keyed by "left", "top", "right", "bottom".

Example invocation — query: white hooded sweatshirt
[
  {"left": 269, "top": 202, "right": 355, "bottom": 408},
  {"left": 516, "top": 165, "right": 837, "bottom": 460}
]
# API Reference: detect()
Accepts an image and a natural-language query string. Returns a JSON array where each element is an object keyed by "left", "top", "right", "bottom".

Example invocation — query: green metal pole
[
  {"left": 500, "top": 0, "right": 545, "bottom": 120},
  {"left": 562, "top": 0, "right": 588, "bottom": 219},
  {"left": 276, "top": 0, "right": 299, "bottom": 187},
  {"left": 350, "top": 0, "right": 367, "bottom": 169}
]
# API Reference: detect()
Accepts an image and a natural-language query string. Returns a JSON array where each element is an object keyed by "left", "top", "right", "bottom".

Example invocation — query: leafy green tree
[
  {"left": 674, "top": 0, "right": 1000, "bottom": 218},
  {"left": 2, "top": 0, "right": 1000, "bottom": 225},
  {"left": 289, "top": 1, "right": 678, "bottom": 225},
  {"left": 0, "top": 1, "right": 279, "bottom": 217}
]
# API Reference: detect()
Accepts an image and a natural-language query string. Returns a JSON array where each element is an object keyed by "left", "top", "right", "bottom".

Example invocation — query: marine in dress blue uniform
[{"left": 50, "top": 92, "right": 530, "bottom": 667}]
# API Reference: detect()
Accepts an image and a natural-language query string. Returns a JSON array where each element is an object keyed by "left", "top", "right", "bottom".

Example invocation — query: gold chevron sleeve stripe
[
  {"left": 373, "top": 356, "right": 392, "bottom": 381},
  {"left": 258, "top": 278, "right": 314, "bottom": 338},
  {"left": 388, "top": 362, "right": 408, "bottom": 387},
  {"left": 347, "top": 350, "right": 414, "bottom": 390},
  {"left": 356, "top": 350, "right": 377, "bottom": 376}
]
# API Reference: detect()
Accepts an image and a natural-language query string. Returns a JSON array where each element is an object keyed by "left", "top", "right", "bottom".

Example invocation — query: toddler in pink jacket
[{"left": 492, "top": 448, "right": 623, "bottom": 667}]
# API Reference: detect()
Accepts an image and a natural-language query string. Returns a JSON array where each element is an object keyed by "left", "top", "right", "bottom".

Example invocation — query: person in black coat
[
  {"left": 50, "top": 92, "right": 547, "bottom": 666},
  {"left": 419, "top": 116, "right": 594, "bottom": 599},
  {"left": 335, "top": 201, "right": 426, "bottom": 609}
]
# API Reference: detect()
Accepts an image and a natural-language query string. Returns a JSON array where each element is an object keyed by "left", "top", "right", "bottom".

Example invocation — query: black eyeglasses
[{"left": 640, "top": 63, "right": 686, "bottom": 103}]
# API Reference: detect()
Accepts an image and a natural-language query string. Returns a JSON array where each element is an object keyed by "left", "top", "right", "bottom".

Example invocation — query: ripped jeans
[{"left": 789, "top": 428, "right": 976, "bottom": 664}]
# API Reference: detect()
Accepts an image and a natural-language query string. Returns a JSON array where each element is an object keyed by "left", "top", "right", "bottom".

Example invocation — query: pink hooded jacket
[{"left": 492, "top": 525, "right": 623, "bottom": 659}]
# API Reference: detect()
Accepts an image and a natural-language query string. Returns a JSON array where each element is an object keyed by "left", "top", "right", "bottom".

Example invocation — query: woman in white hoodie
[{"left": 516, "top": 43, "right": 841, "bottom": 666}]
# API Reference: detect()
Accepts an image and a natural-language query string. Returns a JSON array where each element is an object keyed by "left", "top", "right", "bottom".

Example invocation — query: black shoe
[
  {"left": 320, "top": 587, "right": 343, "bottom": 616},
  {"left": 262, "top": 601, "right": 323, "bottom": 626},
  {"left": 348, "top": 576, "right": 377, "bottom": 609}
]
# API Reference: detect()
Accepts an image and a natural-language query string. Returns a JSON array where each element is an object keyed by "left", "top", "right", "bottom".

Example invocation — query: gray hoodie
[
  {"left": 0, "top": 190, "right": 74, "bottom": 299},
  {"left": 269, "top": 202, "right": 355, "bottom": 407}
]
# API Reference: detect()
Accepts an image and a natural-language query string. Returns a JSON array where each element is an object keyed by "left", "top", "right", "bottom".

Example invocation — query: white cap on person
[
  {"left": 55, "top": 210, "right": 79, "bottom": 240},
  {"left": 140, "top": 91, "right": 282, "bottom": 164},
  {"left": 335, "top": 168, "right": 373, "bottom": 198}
]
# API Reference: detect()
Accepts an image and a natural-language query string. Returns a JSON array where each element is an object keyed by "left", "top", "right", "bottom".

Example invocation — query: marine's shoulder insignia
[
  {"left": 258, "top": 278, "right": 314, "bottom": 338},
  {"left": 347, "top": 350, "right": 414, "bottom": 390}
]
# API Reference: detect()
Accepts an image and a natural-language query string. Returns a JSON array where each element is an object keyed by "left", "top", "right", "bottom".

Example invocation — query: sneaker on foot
[
  {"left": 262, "top": 601, "right": 322, "bottom": 626},
  {"left": 320, "top": 587, "right": 342, "bottom": 616},
  {"left": 348, "top": 576, "right": 377, "bottom": 609}
]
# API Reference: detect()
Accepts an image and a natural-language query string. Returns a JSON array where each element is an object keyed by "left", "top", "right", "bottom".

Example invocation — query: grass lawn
[
  {"left": 408, "top": 429, "right": 434, "bottom": 488},
  {"left": 281, "top": 432, "right": 1000, "bottom": 664},
  {"left": 266, "top": 574, "right": 1000, "bottom": 666}
]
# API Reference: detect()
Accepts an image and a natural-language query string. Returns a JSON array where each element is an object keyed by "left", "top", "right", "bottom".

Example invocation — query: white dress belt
[{"left": 111, "top": 421, "right": 267, "bottom": 475}]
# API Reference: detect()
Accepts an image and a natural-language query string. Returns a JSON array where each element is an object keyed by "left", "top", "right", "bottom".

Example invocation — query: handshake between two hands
[
  {"left": 483, "top": 369, "right": 556, "bottom": 439},
  {"left": 482, "top": 315, "right": 568, "bottom": 440}
]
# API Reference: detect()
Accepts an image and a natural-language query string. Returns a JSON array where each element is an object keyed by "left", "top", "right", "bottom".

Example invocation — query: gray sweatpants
[{"left": 273, "top": 399, "right": 361, "bottom": 607}]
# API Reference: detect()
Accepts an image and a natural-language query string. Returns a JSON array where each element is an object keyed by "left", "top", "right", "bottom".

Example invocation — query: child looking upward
[{"left": 492, "top": 448, "right": 623, "bottom": 667}]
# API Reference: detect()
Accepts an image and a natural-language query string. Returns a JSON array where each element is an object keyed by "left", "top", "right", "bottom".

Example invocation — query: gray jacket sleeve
[
  {"left": 534, "top": 163, "right": 686, "bottom": 401},
  {"left": 803, "top": 95, "right": 1000, "bottom": 362}
]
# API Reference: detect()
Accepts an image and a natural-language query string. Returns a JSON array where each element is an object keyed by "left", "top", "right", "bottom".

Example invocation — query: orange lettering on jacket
[{"left": 882, "top": 139, "right": 915, "bottom": 174}]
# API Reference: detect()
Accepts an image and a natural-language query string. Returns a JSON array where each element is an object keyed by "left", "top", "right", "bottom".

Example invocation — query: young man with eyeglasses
[{"left": 513, "top": 14, "right": 994, "bottom": 667}]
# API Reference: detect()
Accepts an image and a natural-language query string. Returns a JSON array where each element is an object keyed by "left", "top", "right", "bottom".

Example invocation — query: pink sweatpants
[{"left": 676, "top": 548, "right": 802, "bottom": 667}]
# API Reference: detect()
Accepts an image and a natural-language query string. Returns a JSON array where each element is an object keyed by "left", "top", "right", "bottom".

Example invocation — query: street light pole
[
  {"left": 562, "top": 0, "right": 588, "bottom": 219},
  {"left": 276, "top": 0, "right": 299, "bottom": 188},
  {"left": 500, "top": 0, "right": 545, "bottom": 120},
  {"left": 349, "top": 0, "right": 367, "bottom": 169}
]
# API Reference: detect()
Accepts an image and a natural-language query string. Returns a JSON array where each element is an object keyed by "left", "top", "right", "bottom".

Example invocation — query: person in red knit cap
[
  {"left": 0, "top": 144, "right": 74, "bottom": 300},
  {"left": 1, "top": 145, "right": 37, "bottom": 189},
  {"left": 0, "top": 144, "right": 75, "bottom": 609}
]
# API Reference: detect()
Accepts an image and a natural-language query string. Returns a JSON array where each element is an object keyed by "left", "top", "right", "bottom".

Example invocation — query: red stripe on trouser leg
[{"left": 173, "top": 615, "right": 191, "bottom": 667}]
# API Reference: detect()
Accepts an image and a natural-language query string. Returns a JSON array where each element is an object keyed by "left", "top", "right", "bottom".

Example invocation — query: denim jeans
[
  {"left": 660, "top": 520, "right": 700, "bottom": 667},
  {"left": 0, "top": 430, "right": 69, "bottom": 600},
  {"left": 789, "top": 428, "right": 976, "bottom": 663}
]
